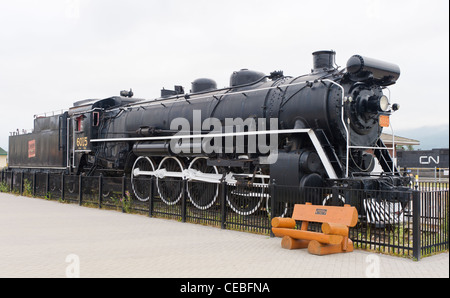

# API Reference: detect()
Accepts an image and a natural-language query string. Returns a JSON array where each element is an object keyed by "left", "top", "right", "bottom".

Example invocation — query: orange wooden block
[
  {"left": 272, "top": 227, "right": 343, "bottom": 245},
  {"left": 271, "top": 217, "right": 296, "bottom": 229},
  {"left": 291, "top": 204, "right": 358, "bottom": 227},
  {"left": 307, "top": 239, "right": 354, "bottom": 255},
  {"left": 281, "top": 236, "right": 309, "bottom": 250},
  {"left": 273, "top": 203, "right": 358, "bottom": 255},
  {"left": 321, "top": 222, "right": 349, "bottom": 236}
]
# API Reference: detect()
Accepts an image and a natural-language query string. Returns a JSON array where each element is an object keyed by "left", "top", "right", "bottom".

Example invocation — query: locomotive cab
[{"left": 69, "top": 95, "right": 141, "bottom": 174}]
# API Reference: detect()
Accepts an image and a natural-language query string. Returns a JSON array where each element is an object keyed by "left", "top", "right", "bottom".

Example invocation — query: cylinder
[
  {"left": 133, "top": 141, "right": 171, "bottom": 156},
  {"left": 346, "top": 55, "right": 400, "bottom": 85},
  {"left": 171, "top": 140, "right": 203, "bottom": 156}
]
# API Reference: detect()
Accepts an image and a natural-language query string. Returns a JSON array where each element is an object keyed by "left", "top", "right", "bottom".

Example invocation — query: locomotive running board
[{"left": 92, "top": 128, "right": 338, "bottom": 179}]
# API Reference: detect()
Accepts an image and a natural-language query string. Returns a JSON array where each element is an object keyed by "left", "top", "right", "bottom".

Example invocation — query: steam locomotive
[{"left": 8, "top": 50, "right": 411, "bottom": 214}]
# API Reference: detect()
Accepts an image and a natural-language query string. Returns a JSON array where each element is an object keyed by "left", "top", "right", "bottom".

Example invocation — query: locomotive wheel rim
[
  {"left": 131, "top": 156, "right": 155, "bottom": 202},
  {"left": 225, "top": 171, "right": 265, "bottom": 216},
  {"left": 186, "top": 157, "right": 219, "bottom": 210},
  {"left": 226, "top": 187, "right": 263, "bottom": 216},
  {"left": 261, "top": 175, "right": 289, "bottom": 217},
  {"left": 67, "top": 175, "right": 76, "bottom": 193},
  {"left": 156, "top": 156, "right": 184, "bottom": 206},
  {"left": 322, "top": 194, "right": 345, "bottom": 206},
  {"left": 266, "top": 196, "right": 289, "bottom": 218},
  {"left": 49, "top": 177, "right": 57, "bottom": 192}
]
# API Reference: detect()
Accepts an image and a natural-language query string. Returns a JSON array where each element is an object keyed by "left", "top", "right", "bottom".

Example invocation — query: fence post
[
  {"left": 412, "top": 190, "right": 421, "bottom": 261},
  {"left": 121, "top": 175, "right": 126, "bottom": 213},
  {"left": 10, "top": 171, "right": 14, "bottom": 193},
  {"left": 46, "top": 172, "right": 50, "bottom": 197},
  {"left": 20, "top": 172, "right": 24, "bottom": 196},
  {"left": 61, "top": 172, "right": 65, "bottom": 200},
  {"left": 331, "top": 186, "right": 339, "bottom": 206},
  {"left": 181, "top": 179, "right": 187, "bottom": 223},
  {"left": 221, "top": 180, "right": 227, "bottom": 229},
  {"left": 98, "top": 174, "right": 103, "bottom": 209},
  {"left": 148, "top": 177, "right": 154, "bottom": 218},
  {"left": 32, "top": 172, "right": 36, "bottom": 197},
  {"left": 78, "top": 175, "right": 83, "bottom": 206},
  {"left": 270, "top": 179, "right": 276, "bottom": 238}
]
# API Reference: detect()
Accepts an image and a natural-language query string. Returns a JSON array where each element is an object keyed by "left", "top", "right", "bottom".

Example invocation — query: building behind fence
[{"left": 1, "top": 170, "right": 448, "bottom": 261}]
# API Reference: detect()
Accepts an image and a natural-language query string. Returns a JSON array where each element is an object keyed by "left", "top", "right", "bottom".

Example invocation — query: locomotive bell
[{"left": 120, "top": 89, "right": 134, "bottom": 98}]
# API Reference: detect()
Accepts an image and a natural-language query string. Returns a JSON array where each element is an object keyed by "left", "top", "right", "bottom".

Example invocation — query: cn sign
[
  {"left": 419, "top": 156, "right": 440, "bottom": 165},
  {"left": 397, "top": 149, "right": 448, "bottom": 168}
]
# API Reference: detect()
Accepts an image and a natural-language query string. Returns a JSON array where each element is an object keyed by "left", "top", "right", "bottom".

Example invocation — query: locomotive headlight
[
  {"left": 365, "top": 94, "right": 390, "bottom": 114},
  {"left": 379, "top": 95, "right": 390, "bottom": 112}
]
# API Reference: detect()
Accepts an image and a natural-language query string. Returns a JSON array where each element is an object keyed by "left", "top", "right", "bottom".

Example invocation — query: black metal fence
[{"left": 1, "top": 170, "right": 448, "bottom": 260}]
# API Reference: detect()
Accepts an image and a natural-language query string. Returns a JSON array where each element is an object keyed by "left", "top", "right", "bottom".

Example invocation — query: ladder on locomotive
[
  {"left": 315, "top": 129, "right": 344, "bottom": 178},
  {"left": 374, "top": 138, "right": 399, "bottom": 175}
]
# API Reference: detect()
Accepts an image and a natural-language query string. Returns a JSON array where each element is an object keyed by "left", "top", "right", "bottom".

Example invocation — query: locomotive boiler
[{"left": 8, "top": 50, "right": 410, "bottom": 214}]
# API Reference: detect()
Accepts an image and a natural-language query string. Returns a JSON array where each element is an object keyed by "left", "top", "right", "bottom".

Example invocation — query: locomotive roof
[{"left": 69, "top": 96, "right": 142, "bottom": 115}]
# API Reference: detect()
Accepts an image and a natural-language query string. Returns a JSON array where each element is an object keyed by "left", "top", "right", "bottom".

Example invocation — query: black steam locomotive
[{"left": 8, "top": 50, "right": 410, "bottom": 213}]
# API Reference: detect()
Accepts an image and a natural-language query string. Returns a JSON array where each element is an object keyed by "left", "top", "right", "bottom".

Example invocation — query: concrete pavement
[{"left": 0, "top": 192, "right": 448, "bottom": 279}]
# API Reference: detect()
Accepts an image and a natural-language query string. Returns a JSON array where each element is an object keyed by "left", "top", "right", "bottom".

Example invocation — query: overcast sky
[{"left": 0, "top": 0, "right": 448, "bottom": 150}]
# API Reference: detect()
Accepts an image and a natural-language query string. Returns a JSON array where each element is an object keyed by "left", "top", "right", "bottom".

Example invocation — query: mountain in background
[{"left": 395, "top": 124, "right": 449, "bottom": 150}]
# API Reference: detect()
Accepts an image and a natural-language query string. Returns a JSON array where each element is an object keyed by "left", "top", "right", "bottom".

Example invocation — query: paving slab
[{"left": 0, "top": 192, "right": 448, "bottom": 279}]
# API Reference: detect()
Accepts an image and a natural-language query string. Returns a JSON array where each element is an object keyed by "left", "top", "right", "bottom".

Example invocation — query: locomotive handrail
[
  {"left": 129, "top": 81, "right": 309, "bottom": 108},
  {"left": 321, "top": 79, "right": 349, "bottom": 178},
  {"left": 101, "top": 77, "right": 342, "bottom": 115},
  {"left": 91, "top": 128, "right": 339, "bottom": 180},
  {"left": 91, "top": 128, "right": 311, "bottom": 142},
  {"left": 34, "top": 109, "right": 67, "bottom": 118},
  {"left": 321, "top": 79, "right": 397, "bottom": 177},
  {"left": 347, "top": 121, "right": 397, "bottom": 175},
  {"left": 62, "top": 79, "right": 320, "bottom": 117}
]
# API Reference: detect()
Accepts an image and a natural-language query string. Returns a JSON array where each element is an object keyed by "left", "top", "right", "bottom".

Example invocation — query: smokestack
[{"left": 312, "top": 50, "right": 336, "bottom": 72}]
